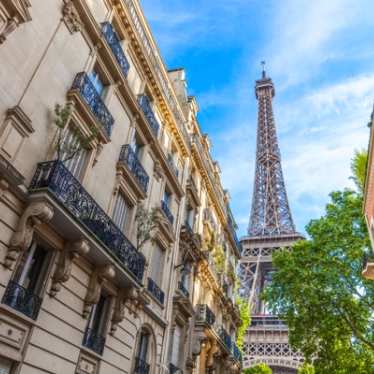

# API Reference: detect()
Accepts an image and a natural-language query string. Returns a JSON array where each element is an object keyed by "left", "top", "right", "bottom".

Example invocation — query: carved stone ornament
[
  {"left": 207, "top": 340, "right": 219, "bottom": 367},
  {"left": 153, "top": 159, "right": 163, "bottom": 181},
  {"left": 110, "top": 287, "right": 138, "bottom": 334},
  {"left": 50, "top": 239, "right": 90, "bottom": 297},
  {"left": 191, "top": 330, "right": 208, "bottom": 358},
  {"left": 4, "top": 201, "right": 54, "bottom": 269},
  {"left": 62, "top": 0, "right": 82, "bottom": 34},
  {"left": 83, "top": 264, "right": 115, "bottom": 318}
]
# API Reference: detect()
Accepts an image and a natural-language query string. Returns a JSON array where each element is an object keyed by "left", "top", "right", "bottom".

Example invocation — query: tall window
[
  {"left": 185, "top": 206, "right": 194, "bottom": 229},
  {"left": 61, "top": 126, "right": 88, "bottom": 179},
  {"left": 130, "top": 133, "right": 142, "bottom": 157},
  {"left": 14, "top": 242, "right": 50, "bottom": 294},
  {"left": 170, "top": 324, "right": 183, "bottom": 366},
  {"left": 83, "top": 292, "right": 110, "bottom": 355},
  {"left": 135, "top": 329, "right": 151, "bottom": 373},
  {"left": 149, "top": 244, "right": 165, "bottom": 286},
  {"left": 163, "top": 189, "right": 171, "bottom": 207},
  {"left": 112, "top": 192, "right": 130, "bottom": 231}
]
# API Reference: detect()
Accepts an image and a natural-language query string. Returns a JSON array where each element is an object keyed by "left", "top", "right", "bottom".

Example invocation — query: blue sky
[{"left": 141, "top": 0, "right": 374, "bottom": 237}]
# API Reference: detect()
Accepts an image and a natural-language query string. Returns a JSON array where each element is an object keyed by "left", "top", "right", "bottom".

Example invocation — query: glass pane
[
  {"left": 112, "top": 193, "right": 129, "bottom": 231},
  {"left": 88, "top": 71, "right": 104, "bottom": 96},
  {"left": 0, "top": 356, "right": 12, "bottom": 374},
  {"left": 138, "top": 332, "right": 149, "bottom": 360}
]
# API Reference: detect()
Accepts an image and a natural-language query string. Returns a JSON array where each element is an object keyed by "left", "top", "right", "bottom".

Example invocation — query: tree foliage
[
  {"left": 298, "top": 363, "right": 315, "bottom": 374},
  {"left": 263, "top": 152, "right": 374, "bottom": 373},
  {"left": 351, "top": 149, "right": 368, "bottom": 192},
  {"left": 236, "top": 297, "right": 251, "bottom": 349},
  {"left": 135, "top": 204, "right": 158, "bottom": 251},
  {"left": 243, "top": 363, "right": 272, "bottom": 374}
]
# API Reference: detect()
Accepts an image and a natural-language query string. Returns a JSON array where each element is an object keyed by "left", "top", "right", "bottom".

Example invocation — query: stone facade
[{"left": 0, "top": 1, "right": 242, "bottom": 373}]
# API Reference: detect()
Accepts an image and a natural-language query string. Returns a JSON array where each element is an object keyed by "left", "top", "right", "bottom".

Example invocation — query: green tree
[
  {"left": 134, "top": 204, "right": 158, "bottom": 251},
  {"left": 236, "top": 297, "right": 251, "bottom": 349},
  {"left": 263, "top": 152, "right": 374, "bottom": 373},
  {"left": 351, "top": 149, "right": 368, "bottom": 192},
  {"left": 243, "top": 363, "right": 272, "bottom": 374},
  {"left": 298, "top": 363, "right": 315, "bottom": 374}
]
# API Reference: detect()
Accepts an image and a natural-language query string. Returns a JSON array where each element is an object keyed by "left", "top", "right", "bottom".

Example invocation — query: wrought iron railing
[
  {"left": 71, "top": 72, "right": 114, "bottom": 137},
  {"left": 101, "top": 22, "right": 130, "bottom": 78},
  {"left": 30, "top": 161, "right": 145, "bottom": 282},
  {"left": 119, "top": 145, "right": 149, "bottom": 193},
  {"left": 82, "top": 327, "right": 106, "bottom": 355},
  {"left": 137, "top": 94, "right": 160, "bottom": 137},
  {"left": 218, "top": 326, "right": 232, "bottom": 352},
  {"left": 147, "top": 278, "right": 165, "bottom": 305},
  {"left": 2, "top": 280, "right": 42, "bottom": 320},
  {"left": 134, "top": 357, "right": 150, "bottom": 374},
  {"left": 250, "top": 316, "right": 286, "bottom": 327},
  {"left": 161, "top": 200, "right": 174, "bottom": 225},
  {"left": 169, "top": 363, "right": 182, "bottom": 374},
  {"left": 232, "top": 342, "right": 242, "bottom": 363},
  {"left": 178, "top": 281, "right": 190, "bottom": 298},
  {"left": 195, "top": 304, "right": 216, "bottom": 327}
]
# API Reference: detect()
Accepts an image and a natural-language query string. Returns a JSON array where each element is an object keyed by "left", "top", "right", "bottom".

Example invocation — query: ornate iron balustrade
[
  {"left": 101, "top": 22, "right": 130, "bottom": 78},
  {"left": 218, "top": 326, "right": 232, "bottom": 352},
  {"left": 195, "top": 304, "right": 216, "bottom": 327},
  {"left": 161, "top": 200, "right": 174, "bottom": 225},
  {"left": 137, "top": 94, "right": 160, "bottom": 137},
  {"left": 82, "top": 327, "right": 106, "bottom": 355},
  {"left": 177, "top": 281, "right": 189, "bottom": 298},
  {"left": 119, "top": 145, "right": 149, "bottom": 193},
  {"left": 30, "top": 161, "right": 145, "bottom": 282},
  {"left": 250, "top": 316, "right": 286, "bottom": 327},
  {"left": 71, "top": 72, "right": 114, "bottom": 137},
  {"left": 2, "top": 280, "right": 42, "bottom": 320},
  {"left": 134, "top": 357, "right": 150, "bottom": 374},
  {"left": 232, "top": 342, "right": 242, "bottom": 363},
  {"left": 169, "top": 363, "right": 182, "bottom": 374},
  {"left": 147, "top": 278, "right": 165, "bottom": 305}
]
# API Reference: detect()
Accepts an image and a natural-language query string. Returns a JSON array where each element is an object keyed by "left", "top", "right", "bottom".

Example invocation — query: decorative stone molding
[
  {"left": 110, "top": 286, "right": 142, "bottom": 334},
  {"left": 191, "top": 329, "right": 208, "bottom": 358},
  {"left": 62, "top": 0, "right": 82, "bottom": 34},
  {"left": 206, "top": 340, "right": 219, "bottom": 367},
  {"left": 4, "top": 201, "right": 54, "bottom": 269},
  {"left": 153, "top": 159, "right": 163, "bottom": 181},
  {"left": 50, "top": 239, "right": 90, "bottom": 297},
  {"left": 83, "top": 265, "right": 115, "bottom": 318},
  {"left": 0, "top": 1, "right": 31, "bottom": 44}
]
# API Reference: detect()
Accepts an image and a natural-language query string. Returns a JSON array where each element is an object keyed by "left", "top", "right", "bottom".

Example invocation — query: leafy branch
[{"left": 135, "top": 204, "right": 158, "bottom": 251}]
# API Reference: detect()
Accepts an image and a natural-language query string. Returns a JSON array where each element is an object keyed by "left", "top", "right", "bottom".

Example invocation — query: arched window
[{"left": 134, "top": 325, "right": 156, "bottom": 374}]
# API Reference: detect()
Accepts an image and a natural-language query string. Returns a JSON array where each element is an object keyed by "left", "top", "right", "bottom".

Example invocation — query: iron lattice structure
[{"left": 239, "top": 70, "right": 304, "bottom": 374}]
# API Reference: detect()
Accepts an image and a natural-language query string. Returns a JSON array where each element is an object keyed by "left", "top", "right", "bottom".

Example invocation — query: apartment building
[{"left": 0, "top": 1, "right": 242, "bottom": 373}]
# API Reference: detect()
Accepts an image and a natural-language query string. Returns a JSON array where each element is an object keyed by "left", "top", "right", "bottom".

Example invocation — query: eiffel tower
[{"left": 239, "top": 65, "right": 304, "bottom": 373}]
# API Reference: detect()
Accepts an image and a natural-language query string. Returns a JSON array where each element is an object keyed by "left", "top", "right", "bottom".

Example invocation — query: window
[
  {"left": 60, "top": 125, "right": 88, "bottom": 179},
  {"left": 130, "top": 133, "right": 142, "bottom": 157},
  {"left": 170, "top": 324, "right": 182, "bottom": 366},
  {"left": 83, "top": 293, "right": 110, "bottom": 355},
  {"left": 149, "top": 244, "right": 165, "bottom": 286},
  {"left": 135, "top": 329, "right": 150, "bottom": 373},
  {"left": 163, "top": 189, "right": 171, "bottom": 207},
  {"left": 3, "top": 242, "right": 51, "bottom": 319},
  {"left": 88, "top": 70, "right": 105, "bottom": 96},
  {"left": 112, "top": 192, "right": 130, "bottom": 231},
  {"left": 0, "top": 357, "right": 13, "bottom": 374},
  {"left": 185, "top": 206, "right": 194, "bottom": 229}
]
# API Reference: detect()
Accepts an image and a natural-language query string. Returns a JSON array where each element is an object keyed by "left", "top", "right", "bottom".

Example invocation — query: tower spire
[{"left": 248, "top": 70, "right": 295, "bottom": 237}]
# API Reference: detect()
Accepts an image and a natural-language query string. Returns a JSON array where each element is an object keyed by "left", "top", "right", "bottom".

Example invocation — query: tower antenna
[{"left": 261, "top": 60, "right": 266, "bottom": 78}]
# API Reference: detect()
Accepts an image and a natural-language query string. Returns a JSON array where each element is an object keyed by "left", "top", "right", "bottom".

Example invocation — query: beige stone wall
[{"left": 0, "top": 1, "right": 242, "bottom": 373}]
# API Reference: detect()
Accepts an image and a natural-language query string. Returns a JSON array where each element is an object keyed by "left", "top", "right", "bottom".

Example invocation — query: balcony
[
  {"left": 177, "top": 281, "right": 189, "bottom": 298},
  {"left": 70, "top": 72, "right": 114, "bottom": 138},
  {"left": 195, "top": 304, "right": 216, "bottom": 327},
  {"left": 2, "top": 280, "right": 42, "bottom": 320},
  {"left": 138, "top": 94, "right": 160, "bottom": 137},
  {"left": 82, "top": 327, "right": 106, "bottom": 355},
  {"left": 161, "top": 200, "right": 174, "bottom": 225},
  {"left": 169, "top": 363, "right": 182, "bottom": 374},
  {"left": 118, "top": 145, "right": 149, "bottom": 194},
  {"left": 30, "top": 161, "right": 145, "bottom": 282},
  {"left": 147, "top": 278, "right": 165, "bottom": 305},
  {"left": 101, "top": 22, "right": 130, "bottom": 78},
  {"left": 134, "top": 357, "right": 150, "bottom": 374},
  {"left": 218, "top": 326, "right": 232, "bottom": 352}
]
